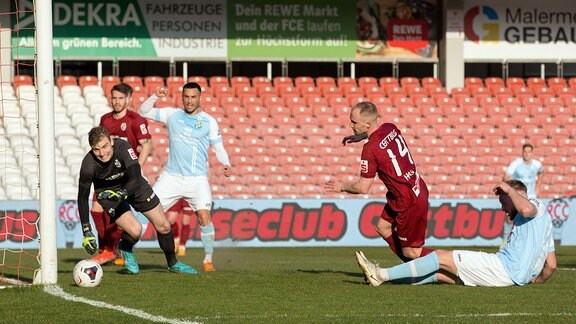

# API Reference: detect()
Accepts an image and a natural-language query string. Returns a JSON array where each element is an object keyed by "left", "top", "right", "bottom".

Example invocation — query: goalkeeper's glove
[
  {"left": 342, "top": 133, "right": 368, "bottom": 146},
  {"left": 97, "top": 188, "right": 128, "bottom": 201},
  {"left": 81, "top": 223, "right": 97, "bottom": 255}
]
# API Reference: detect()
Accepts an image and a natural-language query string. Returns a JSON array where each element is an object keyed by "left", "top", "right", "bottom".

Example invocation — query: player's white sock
[{"left": 204, "top": 253, "right": 213, "bottom": 264}]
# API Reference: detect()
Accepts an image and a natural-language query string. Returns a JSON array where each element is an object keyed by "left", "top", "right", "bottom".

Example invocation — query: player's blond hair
[{"left": 352, "top": 101, "right": 378, "bottom": 120}]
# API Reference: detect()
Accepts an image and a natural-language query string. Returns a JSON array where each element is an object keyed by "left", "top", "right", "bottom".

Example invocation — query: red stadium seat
[
  {"left": 379, "top": 76, "right": 399, "bottom": 87},
  {"left": 230, "top": 76, "right": 251, "bottom": 87},
  {"left": 188, "top": 76, "right": 208, "bottom": 88},
  {"left": 358, "top": 76, "right": 378, "bottom": 86},
  {"left": 294, "top": 76, "right": 315, "bottom": 87},
  {"left": 464, "top": 77, "right": 483, "bottom": 88},
  {"left": 505, "top": 77, "right": 525, "bottom": 88},
  {"left": 122, "top": 75, "right": 143, "bottom": 87},
  {"left": 273, "top": 76, "right": 293, "bottom": 87},
  {"left": 209, "top": 76, "right": 228, "bottom": 87},
  {"left": 547, "top": 77, "right": 567, "bottom": 87},
  {"left": 484, "top": 77, "right": 504, "bottom": 87},
  {"left": 251, "top": 76, "right": 271, "bottom": 86},
  {"left": 166, "top": 76, "right": 184, "bottom": 87},
  {"left": 78, "top": 75, "right": 98, "bottom": 89},
  {"left": 337, "top": 77, "right": 357, "bottom": 87},
  {"left": 400, "top": 77, "right": 420, "bottom": 87},
  {"left": 316, "top": 76, "right": 336, "bottom": 86}
]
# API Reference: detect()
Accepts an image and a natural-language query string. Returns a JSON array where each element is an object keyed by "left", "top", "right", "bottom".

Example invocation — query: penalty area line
[{"left": 43, "top": 285, "right": 200, "bottom": 324}]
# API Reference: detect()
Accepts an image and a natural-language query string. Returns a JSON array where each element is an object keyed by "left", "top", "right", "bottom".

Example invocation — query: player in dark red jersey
[
  {"left": 91, "top": 83, "right": 152, "bottom": 265},
  {"left": 325, "top": 101, "right": 433, "bottom": 262},
  {"left": 78, "top": 126, "right": 196, "bottom": 274}
]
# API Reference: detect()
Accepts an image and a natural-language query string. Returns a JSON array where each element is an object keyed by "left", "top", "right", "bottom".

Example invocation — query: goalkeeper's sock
[
  {"left": 119, "top": 231, "right": 138, "bottom": 252},
  {"left": 386, "top": 252, "right": 440, "bottom": 282},
  {"left": 157, "top": 230, "right": 177, "bottom": 267},
  {"left": 200, "top": 222, "right": 215, "bottom": 255},
  {"left": 180, "top": 223, "right": 190, "bottom": 247}
]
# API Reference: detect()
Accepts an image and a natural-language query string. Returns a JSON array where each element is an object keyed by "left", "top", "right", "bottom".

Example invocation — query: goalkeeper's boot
[
  {"left": 169, "top": 262, "right": 198, "bottom": 274},
  {"left": 91, "top": 249, "right": 116, "bottom": 265},
  {"left": 355, "top": 251, "right": 384, "bottom": 287},
  {"left": 121, "top": 250, "right": 140, "bottom": 274},
  {"left": 203, "top": 262, "right": 216, "bottom": 272}
]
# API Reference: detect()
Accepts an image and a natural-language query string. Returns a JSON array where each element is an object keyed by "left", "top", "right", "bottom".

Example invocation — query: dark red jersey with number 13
[{"left": 360, "top": 123, "right": 427, "bottom": 212}]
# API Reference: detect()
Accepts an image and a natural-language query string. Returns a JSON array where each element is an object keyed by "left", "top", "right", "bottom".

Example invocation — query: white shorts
[
  {"left": 453, "top": 250, "right": 515, "bottom": 287},
  {"left": 153, "top": 172, "right": 212, "bottom": 212}
]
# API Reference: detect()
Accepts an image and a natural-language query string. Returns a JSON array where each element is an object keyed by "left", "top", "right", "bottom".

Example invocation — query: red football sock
[
  {"left": 90, "top": 211, "right": 106, "bottom": 249},
  {"left": 105, "top": 226, "right": 122, "bottom": 253},
  {"left": 179, "top": 224, "right": 190, "bottom": 246},
  {"left": 383, "top": 234, "right": 411, "bottom": 262},
  {"left": 171, "top": 223, "right": 179, "bottom": 239}
]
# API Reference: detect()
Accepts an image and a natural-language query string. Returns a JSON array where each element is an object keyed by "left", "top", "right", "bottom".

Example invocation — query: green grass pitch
[{"left": 2, "top": 246, "right": 575, "bottom": 323}]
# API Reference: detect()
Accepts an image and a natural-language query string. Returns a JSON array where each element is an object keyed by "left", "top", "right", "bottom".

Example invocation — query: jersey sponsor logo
[
  {"left": 378, "top": 128, "right": 398, "bottom": 150},
  {"left": 360, "top": 159, "right": 368, "bottom": 173},
  {"left": 114, "top": 159, "right": 121, "bottom": 168},
  {"left": 128, "top": 148, "right": 137, "bottom": 160},
  {"left": 121, "top": 123, "right": 127, "bottom": 131},
  {"left": 140, "top": 124, "right": 148, "bottom": 135}
]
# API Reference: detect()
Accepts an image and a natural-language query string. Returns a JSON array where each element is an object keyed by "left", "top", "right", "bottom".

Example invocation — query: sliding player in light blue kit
[{"left": 356, "top": 180, "right": 556, "bottom": 287}]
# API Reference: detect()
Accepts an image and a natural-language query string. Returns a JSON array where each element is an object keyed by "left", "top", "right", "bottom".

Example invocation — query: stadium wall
[{"left": 1, "top": 197, "right": 574, "bottom": 248}]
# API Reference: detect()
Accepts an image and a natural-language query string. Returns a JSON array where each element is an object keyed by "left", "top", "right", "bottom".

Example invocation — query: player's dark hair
[
  {"left": 522, "top": 143, "right": 534, "bottom": 151},
  {"left": 505, "top": 179, "right": 528, "bottom": 193},
  {"left": 88, "top": 126, "right": 110, "bottom": 147},
  {"left": 183, "top": 82, "right": 202, "bottom": 93},
  {"left": 111, "top": 82, "right": 133, "bottom": 97}
]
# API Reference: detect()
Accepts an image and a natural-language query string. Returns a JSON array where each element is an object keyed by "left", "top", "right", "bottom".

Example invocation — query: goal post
[
  {"left": 36, "top": 0, "right": 58, "bottom": 285},
  {"left": 0, "top": 0, "right": 57, "bottom": 286}
]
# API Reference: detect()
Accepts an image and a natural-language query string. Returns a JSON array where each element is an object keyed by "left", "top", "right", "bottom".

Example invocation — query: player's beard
[
  {"left": 113, "top": 104, "right": 127, "bottom": 116},
  {"left": 184, "top": 104, "right": 199, "bottom": 115}
]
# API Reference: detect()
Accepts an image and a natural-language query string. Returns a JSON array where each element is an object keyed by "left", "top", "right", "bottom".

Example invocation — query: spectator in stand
[
  {"left": 501, "top": 143, "right": 544, "bottom": 246},
  {"left": 356, "top": 180, "right": 556, "bottom": 287},
  {"left": 139, "top": 82, "right": 232, "bottom": 272},
  {"left": 324, "top": 101, "right": 433, "bottom": 263},
  {"left": 90, "top": 82, "right": 152, "bottom": 266}
]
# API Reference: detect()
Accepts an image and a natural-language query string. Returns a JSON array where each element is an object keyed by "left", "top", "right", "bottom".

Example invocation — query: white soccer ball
[{"left": 73, "top": 259, "right": 103, "bottom": 287}]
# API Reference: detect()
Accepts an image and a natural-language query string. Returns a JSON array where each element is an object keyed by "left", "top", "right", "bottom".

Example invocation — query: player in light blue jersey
[
  {"left": 504, "top": 143, "right": 543, "bottom": 199},
  {"left": 501, "top": 143, "right": 544, "bottom": 245},
  {"left": 139, "top": 82, "right": 232, "bottom": 272},
  {"left": 355, "top": 179, "right": 557, "bottom": 287}
]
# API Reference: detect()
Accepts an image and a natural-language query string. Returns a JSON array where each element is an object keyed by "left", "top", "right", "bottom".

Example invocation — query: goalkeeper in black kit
[{"left": 77, "top": 126, "right": 196, "bottom": 274}]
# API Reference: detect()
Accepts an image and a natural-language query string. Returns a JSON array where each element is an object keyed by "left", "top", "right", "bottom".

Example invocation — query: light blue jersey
[
  {"left": 505, "top": 158, "right": 543, "bottom": 198},
  {"left": 152, "top": 108, "right": 222, "bottom": 176},
  {"left": 497, "top": 198, "right": 554, "bottom": 285}
]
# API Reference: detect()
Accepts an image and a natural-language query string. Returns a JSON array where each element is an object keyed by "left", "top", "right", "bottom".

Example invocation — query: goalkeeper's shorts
[{"left": 98, "top": 185, "right": 160, "bottom": 221}]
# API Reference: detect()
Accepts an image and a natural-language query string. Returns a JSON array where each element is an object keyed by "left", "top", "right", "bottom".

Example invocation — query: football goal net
[{"left": 0, "top": 0, "right": 57, "bottom": 287}]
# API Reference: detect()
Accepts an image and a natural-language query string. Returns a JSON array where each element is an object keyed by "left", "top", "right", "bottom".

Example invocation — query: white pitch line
[{"left": 43, "top": 285, "right": 200, "bottom": 324}]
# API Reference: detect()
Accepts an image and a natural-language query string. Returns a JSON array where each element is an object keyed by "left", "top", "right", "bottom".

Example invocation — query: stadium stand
[{"left": 6, "top": 74, "right": 575, "bottom": 200}]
